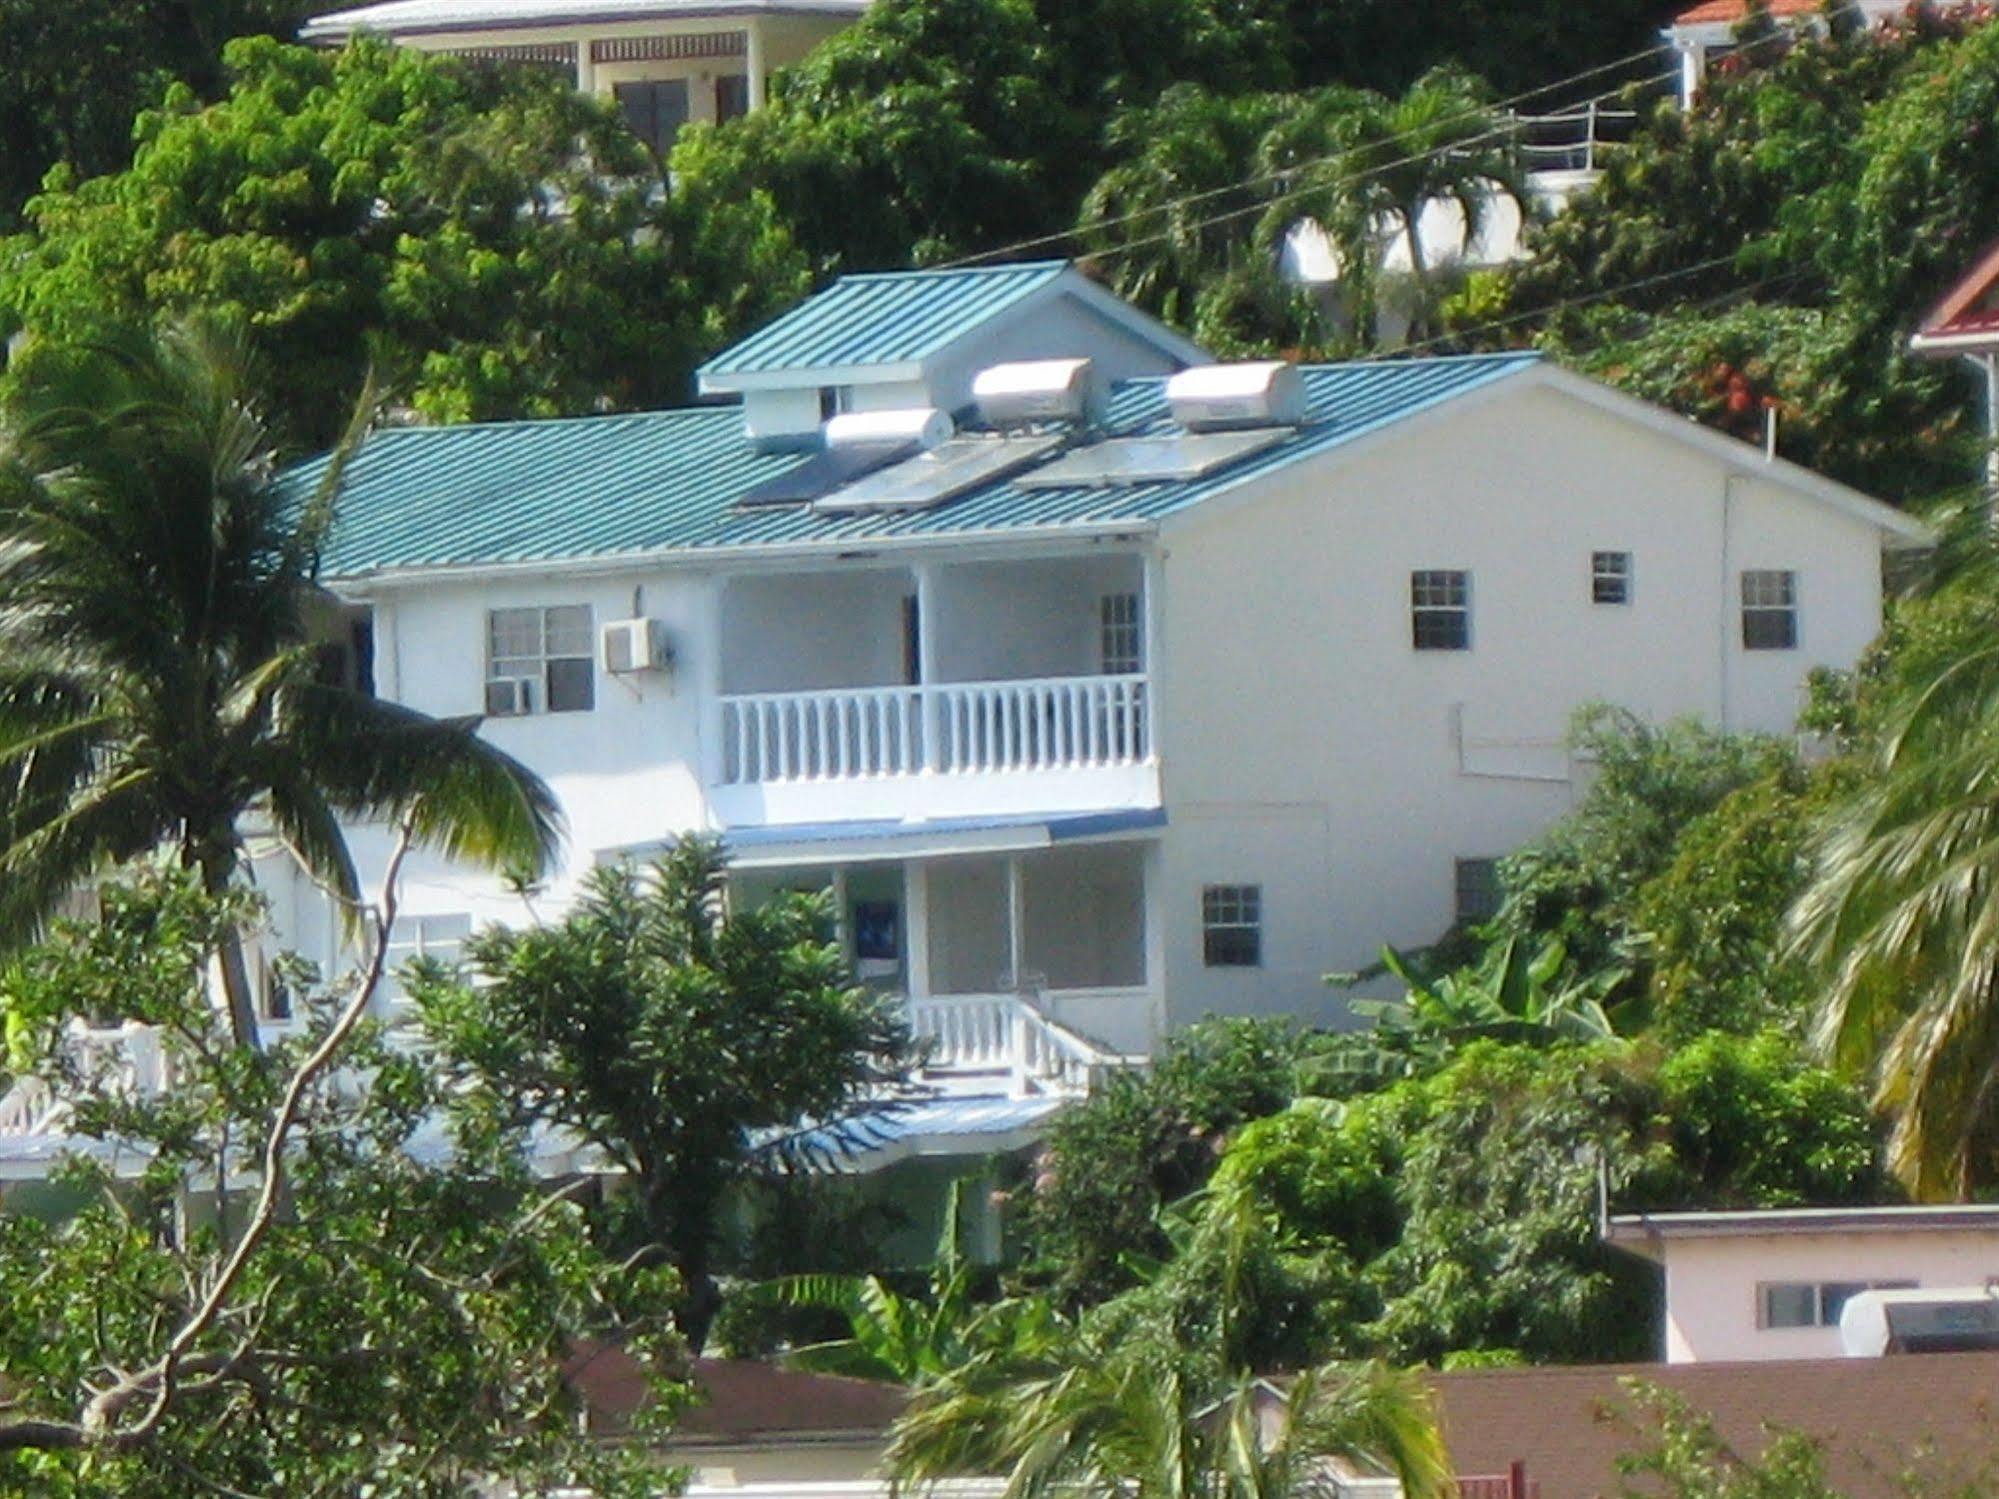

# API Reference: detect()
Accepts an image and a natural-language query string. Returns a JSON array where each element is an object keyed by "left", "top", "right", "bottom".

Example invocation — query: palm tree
[
  {"left": 0, "top": 319, "right": 559, "bottom": 1044},
  {"left": 1258, "top": 68, "right": 1524, "bottom": 345},
  {"left": 887, "top": 1342, "right": 1455, "bottom": 1499},
  {"left": 1787, "top": 511, "right": 1999, "bottom": 1198}
]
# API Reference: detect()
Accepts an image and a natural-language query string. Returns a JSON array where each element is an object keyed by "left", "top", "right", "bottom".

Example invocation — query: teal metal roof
[
  {"left": 305, "top": 352, "right": 1543, "bottom": 579},
  {"left": 697, "top": 261, "right": 1072, "bottom": 381}
]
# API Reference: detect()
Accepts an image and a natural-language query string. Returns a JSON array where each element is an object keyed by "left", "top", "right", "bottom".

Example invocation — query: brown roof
[
  {"left": 1671, "top": 0, "right": 1817, "bottom": 26},
  {"left": 1913, "top": 239, "right": 1999, "bottom": 353},
  {"left": 564, "top": 1349, "right": 907, "bottom": 1444},
  {"left": 1431, "top": 1354, "right": 1999, "bottom": 1498}
]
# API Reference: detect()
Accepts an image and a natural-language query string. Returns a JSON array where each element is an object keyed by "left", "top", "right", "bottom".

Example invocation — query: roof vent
[
  {"left": 972, "top": 358, "right": 1103, "bottom": 429},
  {"left": 1840, "top": 1288, "right": 1999, "bottom": 1357},
  {"left": 1166, "top": 361, "right": 1306, "bottom": 433},
  {"left": 823, "top": 407, "right": 954, "bottom": 462}
]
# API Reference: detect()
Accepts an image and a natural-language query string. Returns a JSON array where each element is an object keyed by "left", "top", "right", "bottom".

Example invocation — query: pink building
[{"left": 1605, "top": 1205, "right": 1999, "bottom": 1363}]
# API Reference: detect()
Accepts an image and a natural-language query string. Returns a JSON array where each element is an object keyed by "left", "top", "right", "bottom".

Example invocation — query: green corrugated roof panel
[
  {"left": 697, "top": 261, "right": 1072, "bottom": 381},
  {"left": 305, "top": 352, "right": 1543, "bottom": 579}
]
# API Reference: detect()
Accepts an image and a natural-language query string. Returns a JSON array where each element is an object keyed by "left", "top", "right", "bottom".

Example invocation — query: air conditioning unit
[
  {"left": 972, "top": 358, "right": 1103, "bottom": 428},
  {"left": 602, "top": 617, "right": 672, "bottom": 675},
  {"left": 485, "top": 676, "right": 536, "bottom": 717},
  {"left": 1166, "top": 360, "right": 1307, "bottom": 432}
]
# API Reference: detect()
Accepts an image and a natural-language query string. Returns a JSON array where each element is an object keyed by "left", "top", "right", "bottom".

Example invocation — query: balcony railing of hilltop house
[
  {"left": 0, "top": 1022, "right": 175, "bottom": 1139},
  {"left": 718, "top": 672, "right": 1149, "bottom": 785}
]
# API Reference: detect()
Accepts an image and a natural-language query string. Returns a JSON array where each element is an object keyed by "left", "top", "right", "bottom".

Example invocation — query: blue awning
[{"left": 781, "top": 1093, "right": 1071, "bottom": 1173}]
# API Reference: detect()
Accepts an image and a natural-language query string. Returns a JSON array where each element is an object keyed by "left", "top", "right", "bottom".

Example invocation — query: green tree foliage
[
  {"left": 670, "top": 0, "right": 1281, "bottom": 275},
  {"left": 412, "top": 836, "right": 915, "bottom": 1349},
  {"left": 0, "top": 318, "right": 555, "bottom": 1043},
  {"left": 1020, "top": 1017, "right": 1308, "bottom": 1307},
  {"left": 0, "top": 36, "right": 806, "bottom": 443},
  {"left": 1512, "top": 14, "right": 1998, "bottom": 499},
  {"left": 0, "top": 872, "right": 680, "bottom": 1493},
  {"left": 1036, "top": 1033, "right": 1886, "bottom": 1366},
  {"left": 0, "top": 1, "right": 306, "bottom": 229}
]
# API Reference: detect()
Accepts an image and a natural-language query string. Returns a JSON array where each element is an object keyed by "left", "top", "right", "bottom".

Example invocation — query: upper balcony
[{"left": 706, "top": 552, "right": 1159, "bottom": 826}]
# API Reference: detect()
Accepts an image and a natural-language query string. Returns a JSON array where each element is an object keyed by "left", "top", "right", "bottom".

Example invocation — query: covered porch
[
  {"left": 730, "top": 817, "right": 1163, "bottom": 1072},
  {"left": 708, "top": 550, "right": 1158, "bottom": 826}
]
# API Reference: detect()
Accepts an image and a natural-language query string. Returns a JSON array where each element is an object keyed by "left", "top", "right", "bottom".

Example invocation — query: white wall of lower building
[{"left": 1652, "top": 1232, "right": 1999, "bottom": 1363}]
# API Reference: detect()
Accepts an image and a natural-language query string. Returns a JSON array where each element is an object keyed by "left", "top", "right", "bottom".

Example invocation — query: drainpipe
[{"left": 1718, "top": 474, "right": 1736, "bottom": 732}]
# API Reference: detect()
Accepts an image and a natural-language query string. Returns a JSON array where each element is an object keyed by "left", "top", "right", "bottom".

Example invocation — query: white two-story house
[
  {"left": 0, "top": 261, "right": 1926, "bottom": 1203},
  {"left": 259, "top": 259, "right": 1920, "bottom": 1059}
]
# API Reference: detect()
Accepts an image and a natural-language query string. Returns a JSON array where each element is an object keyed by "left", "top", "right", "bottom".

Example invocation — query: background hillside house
[{"left": 300, "top": 0, "right": 862, "bottom": 154}]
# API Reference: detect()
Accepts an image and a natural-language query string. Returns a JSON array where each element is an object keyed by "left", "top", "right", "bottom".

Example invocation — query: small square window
[
  {"left": 1592, "top": 551, "right": 1631, "bottom": 605},
  {"left": 1741, "top": 570, "right": 1798, "bottom": 651},
  {"left": 1454, "top": 857, "right": 1502, "bottom": 924},
  {"left": 1202, "top": 885, "right": 1262, "bottom": 968},
  {"left": 1101, "top": 592, "right": 1142, "bottom": 675},
  {"left": 1761, "top": 1283, "right": 1817, "bottom": 1329},
  {"left": 1412, "top": 570, "right": 1470, "bottom": 651},
  {"left": 486, "top": 605, "right": 595, "bottom": 715}
]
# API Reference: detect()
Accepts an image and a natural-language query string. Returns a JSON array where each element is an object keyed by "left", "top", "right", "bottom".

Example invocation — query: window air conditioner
[
  {"left": 485, "top": 676, "right": 537, "bottom": 717},
  {"left": 602, "top": 617, "right": 673, "bottom": 675}
]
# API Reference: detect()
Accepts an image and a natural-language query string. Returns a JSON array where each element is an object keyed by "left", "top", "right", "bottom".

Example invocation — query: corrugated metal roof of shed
[
  {"left": 306, "top": 351, "right": 1544, "bottom": 578},
  {"left": 696, "top": 261, "right": 1072, "bottom": 379}
]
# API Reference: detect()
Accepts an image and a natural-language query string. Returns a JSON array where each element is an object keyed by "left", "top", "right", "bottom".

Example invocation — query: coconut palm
[
  {"left": 0, "top": 319, "right": 559, "bottom": 1044},
  {"left": 1257, "top": 67, "right": 1524, "bottom": 345},
  {"left": 887, "top": 1342, "right": 1454, "bottom": 1499},
  {"left": 1787, "top": 512, "right": 1999, "bottom": 1198}
]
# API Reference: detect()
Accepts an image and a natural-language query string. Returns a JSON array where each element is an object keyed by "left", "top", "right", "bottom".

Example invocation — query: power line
[
  {"left": 938, "top": 44, "right": 1674, "bottom": 270},
  {"left": 1059, "top": 65, "right": 1673, "bottom": 276}
]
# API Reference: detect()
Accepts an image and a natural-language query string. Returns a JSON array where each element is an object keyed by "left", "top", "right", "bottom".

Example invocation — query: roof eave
[
  {"left": 303, "top": 0, "right": 866, "bottom": 38},
  {"left": 696, "top": 358, "right": 930, "bottom": 396},
  {"left": 1910, "top": 329, "right": 1999, "bottom": 358}
]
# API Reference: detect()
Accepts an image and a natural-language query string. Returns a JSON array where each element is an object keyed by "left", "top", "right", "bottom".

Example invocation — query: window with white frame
[
  {"left": 1454, "top": 857, "right": 1503, "bottom": 925},
  {"left": 487, "top": 605, "right": 594, "bottom": 715},
  {"left": 1202, "top": 885, "right": 1262, "bottom": 968},
  {"left": 1101, "top": 592, "right": 1142, "bottom": 675},
  {"left": 1758, "top": 1279, "right": 1916, "bottom": 1329},
  {"left": 381, "top": 913, "right": 474, "bottom": 1005},
  {"left": 1740, "top": 570, "right": 1798, "bottom": 651},
  {"left": 1411, "top": 570, "right": 1470, "bottom": 650},
  {"left": 1592, "top": 550, "right": 1632, "bottom": 605}
]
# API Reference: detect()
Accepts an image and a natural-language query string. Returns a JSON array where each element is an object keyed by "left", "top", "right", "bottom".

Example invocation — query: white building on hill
[{"left": 0, "top": 261, "right": 1928, "bottom": 1188}]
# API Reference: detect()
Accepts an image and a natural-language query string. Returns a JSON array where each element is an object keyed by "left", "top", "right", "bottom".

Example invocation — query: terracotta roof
[
  {"left": 1913, "top": 238, "right": 1999, "bottom": 354},
  {"left": 1671, "top": 0, "right": 1818, "bottom": 26},
  {"left": 1430, "top": 1354, "right": 1999, "bottom": 1498},
  {"left": 563, "top": 1349, "right": 907, "bottom": 1443}
]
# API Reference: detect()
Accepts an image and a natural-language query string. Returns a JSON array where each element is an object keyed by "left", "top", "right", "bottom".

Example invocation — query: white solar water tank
[
  {"left": 1838, "top": 1287, "right": 1999, "bottom": 1356},
  {"left": 971, "top": 358, "right": 1103, "bottom": 428},
  {"left": 1166, "top": 360, "right": 1307, "bottom": 432},
  {"left": 822, "top": 407, "right": 953, "bottom": 463}
]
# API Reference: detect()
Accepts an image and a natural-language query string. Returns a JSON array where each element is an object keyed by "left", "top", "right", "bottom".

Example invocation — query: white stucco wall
[
  {"left": 1152, "top": 378, "right": 1890, "bottom": 1030},
  {"left": 1649, "top": 1232, "right": 1999, "bottom": 1363}
]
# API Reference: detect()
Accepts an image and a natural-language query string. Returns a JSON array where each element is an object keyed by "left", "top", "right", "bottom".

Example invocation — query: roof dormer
[{"left": 696, "top": 261, "right": 1208, "bottom": 449}]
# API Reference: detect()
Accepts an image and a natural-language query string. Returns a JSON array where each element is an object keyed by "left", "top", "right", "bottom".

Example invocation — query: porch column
[
  {"left": 745, "top": 23, "right": 767, "bottom": 110},
  {"left": 915, "top": 563, "right": 942, "bottom": 773},
  {"left": 696, "top": 575, "right": 727, "bottom": 795},
  {"left": 576, "top": 42, "right": 598, "bottom": 96},
  {"left": 1676, "top": 40, "right": 1705, "bottom": 107},
  {"left": 904, "top": 861, "right": 931, "bottom": 1000},
  {"left": 1005, "top": 855, "right": 1026, "bottom": 990},
  {"left": 1141, "top": 549, "right": 1164, "bottom": 764}
]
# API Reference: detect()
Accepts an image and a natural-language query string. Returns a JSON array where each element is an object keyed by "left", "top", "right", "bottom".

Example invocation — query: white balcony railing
[
  {"left": 0, "top": 1022, "right": 173, "bottom": 1138},
  {"left": 719, "top": 673, "right": 1148, "bottom": 786}
]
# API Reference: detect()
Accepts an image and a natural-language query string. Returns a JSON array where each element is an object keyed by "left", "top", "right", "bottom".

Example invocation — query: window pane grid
[
  {"left": 486, "top": 605, "right": 595, "bottom": 715},
  {"left": 1454, "top": 857, "right": 1502, "bottom": 923},
  {"left": 1202, "top": 884, "right": 1262, "bottom": 968},
  {"left": 1591, "top": 550, "right": 1631, "bottom": 605},
  {"left": 1741, "top": 570, "right": 1798, "bottom": 650},
  {"left": 1411, "top": 570, "right": 1470, "bottom": 651},
  {"left": 1101, "top": 592, "right": 1142, "bottom": 675}
]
